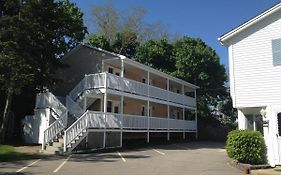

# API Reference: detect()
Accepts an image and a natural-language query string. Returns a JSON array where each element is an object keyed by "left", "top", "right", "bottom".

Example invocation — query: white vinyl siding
[
  {"left": 230, "top": 10, "right": 281, "bottom": 108},
  {"left": 272, "top": 38, "right": 281, "bottom": 66}
]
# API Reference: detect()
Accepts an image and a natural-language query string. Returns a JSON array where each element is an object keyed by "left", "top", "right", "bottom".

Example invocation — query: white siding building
[{"left": 219, "top": 3, "right": 281, "bottom": 166}]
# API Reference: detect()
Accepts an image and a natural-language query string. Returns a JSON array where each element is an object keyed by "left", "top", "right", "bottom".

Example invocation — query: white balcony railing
[
  {"left": 68, "top": 73, "right": 196, "bottom": 107},
  {"left": 69, "top": 73, "right": 106, "bottom": 100},
  {"left": 64, "top": 111, "right": 197, "bottom": 152}
]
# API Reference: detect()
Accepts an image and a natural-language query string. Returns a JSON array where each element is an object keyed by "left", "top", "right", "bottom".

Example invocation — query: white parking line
[
  {"left": 117, "top": 151, "right": 126, "bottom": 162},
  {"left": 153, "top": 149, "right": 165, "bottom": 155},
  {"left": 53, "top": 155, "right": 72, "bottom": 173},
  {"left": 16, "top": 159, "right": 41, "bottom": 172}
]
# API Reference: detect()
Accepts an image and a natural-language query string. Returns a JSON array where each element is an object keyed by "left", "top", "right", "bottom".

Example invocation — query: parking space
[{"left": 0, "top": 141, "right": 242, "bottom": 175}]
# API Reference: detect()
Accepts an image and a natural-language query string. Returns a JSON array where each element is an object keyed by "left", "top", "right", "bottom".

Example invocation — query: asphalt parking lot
[{"left": 0, "top": 141, "right": 242, "bottom": 175}]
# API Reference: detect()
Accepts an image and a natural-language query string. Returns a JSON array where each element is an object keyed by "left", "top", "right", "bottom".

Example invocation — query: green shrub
[{"left": 226, "top": 130, "right": 266, "bottom": 165}]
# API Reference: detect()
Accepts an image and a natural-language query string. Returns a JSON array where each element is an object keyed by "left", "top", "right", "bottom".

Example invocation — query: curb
[{"left": 228, "top": 159, "right": 271, "bottom": 174}]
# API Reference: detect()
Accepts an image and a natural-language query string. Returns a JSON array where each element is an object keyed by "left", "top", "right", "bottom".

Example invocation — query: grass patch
[{"left": 0, "top": 145, "right": 44, "bottom": 162}]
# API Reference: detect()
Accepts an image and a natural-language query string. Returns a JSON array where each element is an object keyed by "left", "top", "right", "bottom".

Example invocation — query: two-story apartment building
[
  {"left": 219, "top": 2, "right": 281, "bottom": 167},
  {"left": 22, "top": 44, "right": 198, "bottom": 154}
]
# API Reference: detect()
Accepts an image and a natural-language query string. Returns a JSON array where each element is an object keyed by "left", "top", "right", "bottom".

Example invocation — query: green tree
[
  {"left": 135, "top": 36, "right": 227, "bottom": 116},
  {"left": 112, "top": 31, "right": 139, "bottom": 58},
  {"left": 0, "top": 0, "right": 87, "bottom": 142},
  {"left": 216, "top": 92, "right": 237, "bottom": 122},
  {"left": 88, "top": 30, "right": 140, "bottom": 58},
  {"left": 172, "top": 37, "right": 227, "bottom": 116},
  {"left": 87, "top": 34, "right": 111, "bottom": 51},
  {"left": 0, "top": 44, "right": 33, "bottom": 142},
  {"left": 136, "top": 38, "right": 175, "bottom": 73},
  {"left": 19, "top": 0, "right": 87, "bottom": 90},
  {"left": 90, "top": 1, "right": 119, "bottom": 45},
  {"left": 88, "top": 1, "right": 169, "bottom": 55}
]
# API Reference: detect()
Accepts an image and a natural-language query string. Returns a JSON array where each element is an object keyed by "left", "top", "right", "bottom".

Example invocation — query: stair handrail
[
  {"left": 42, "top": 112, "right": 67, "bottom": 150},
  {"left": 36, "top": 92, "right": 68, "bottom": 117},
  {"left": 66, "top": 95, "right": 84, "bottom": 118},
  {"left": 64, "top": 111, "right": 105, "bottom": 152},
  {"left": 63, "top": 110, "right": 88, "bottom": 152}
]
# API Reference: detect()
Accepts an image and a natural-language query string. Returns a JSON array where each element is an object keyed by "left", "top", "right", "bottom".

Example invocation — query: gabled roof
[
  {"left": 219, "top": 2, "right": 281, "bottom": 45},
  {"left": 62, "top": 43, "right": 122, "bottom": 60}
]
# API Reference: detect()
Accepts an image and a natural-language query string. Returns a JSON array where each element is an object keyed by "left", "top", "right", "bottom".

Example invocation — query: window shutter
[{"left": 272, "top": 38, "right": 281, "bottom": 66}]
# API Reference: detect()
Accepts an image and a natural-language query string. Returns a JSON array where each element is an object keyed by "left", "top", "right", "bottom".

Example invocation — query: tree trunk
[{"left": 0, "top": 90, "right": 13, "bottom": 143}]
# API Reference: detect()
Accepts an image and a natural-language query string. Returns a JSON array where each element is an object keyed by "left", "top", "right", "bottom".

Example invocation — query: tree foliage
[
  {"left": 88, "top": 1, "right": 169, "bottom": 57},
  {"left": 88, "top": 34, "right": 111, "bottom": 51},
  {"left": 90, "top": 1, "right": 119, "bottom": 45},
  {"left": 136, "top": 38, "right": 175, "bottom": 73},
  {"left": 135, "top": 36, "right": 227, "bottom": 116},
  {"left": 18, "top": 0, "right": 87, "bottom": 90},
  {"left": 172, "top": 37, "right": 227, "bottom": 115},
  {"left": 88, "top": 31, "right": 140, "bottom": 58},
  {"left": 0, "top": 0, "right": 87, "bottom": 142},
  {"left": 216, "top": 92, "right": 237, "bottom": 122}
]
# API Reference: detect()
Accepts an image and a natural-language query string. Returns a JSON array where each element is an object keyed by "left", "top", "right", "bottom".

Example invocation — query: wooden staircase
[
  {"left": 43, "top": 135, "right": 64, "bottom": 155},
  {"left": 43, "top": 131, "right": 89, "bottom": 154}
]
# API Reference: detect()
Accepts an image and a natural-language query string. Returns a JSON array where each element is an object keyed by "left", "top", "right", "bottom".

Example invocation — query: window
[
  {"left": 108, "top": 67, "right": 114, "bottom": 74},
  {"left": 142, "top": 78, "right": 146, "bottom": 84},
  {"left": 107, "top": 101, "right": 112, "bottom": 112},
  {"left": 115, "top": 72, "right": 120, "bottom": 76},
  {"left": 114, "top": 106, "right": 119, "bottom": 113},
  {"left": 141, "top": 106, "right": 145, "bottom": 116},
  {"left": 272, "top": 38, "right": 281, "bottom": 66},
  {"left": 278, "top": 113, "right": 281, "bottom": 136},
  {"left": 245, "top": 114, "right": 263, "bottom": 134}
]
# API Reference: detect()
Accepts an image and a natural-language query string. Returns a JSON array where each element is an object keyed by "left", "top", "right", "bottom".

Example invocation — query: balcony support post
[
  {"left": 182, "top": 84, "right": 184, "bottom": 105},
  {"left": 120, "top": 95, "right": 124, "bottom": 147},
  {"left": 83, "top": 96, "right": 87, "bottom": 112},
  {"left": 147, "top": 71, "right": 150, "bottom": 143},
  {"left": 121, "top": 58, "right": 124, "bottom": 77},
  {"left": 147, "top": 99, "right": 150, "bottom": 143},
  {"left": 167, "top": 78, "right": 170, "bottom": 141},
  {"left": 103, "top": 73, "right": 107, "bottom": 148},
  {"left": 167, "top": 105, "right": 170, "bottom": 141},
  {"left": 183, "top": 108, "right": 185, "bottom": 140},
  {"left": 120, "top": 59, "right": 124, "bottom": 147},
  {"left": 195, "top": 89, "right": 198, "bottom": 140},
  {"left": 167, "top": 79, "right": 170, "bottom": 102}
]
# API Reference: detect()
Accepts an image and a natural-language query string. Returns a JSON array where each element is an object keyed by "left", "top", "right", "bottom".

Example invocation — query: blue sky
[{"left": 70, "top": 0, "right": 280, "bottom": 70}]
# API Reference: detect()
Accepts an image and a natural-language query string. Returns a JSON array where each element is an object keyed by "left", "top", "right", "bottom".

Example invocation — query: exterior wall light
[
  {"left": 260, "top": 108, "right": 269, "bottom": 127},
  {"left": 260, "top": 108, "right": 266, "bottom": 118}
]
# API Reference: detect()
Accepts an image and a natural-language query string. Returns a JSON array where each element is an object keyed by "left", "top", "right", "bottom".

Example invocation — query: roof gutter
[{"left": 219, "top": 3, "right": 281, "bottom": 45}]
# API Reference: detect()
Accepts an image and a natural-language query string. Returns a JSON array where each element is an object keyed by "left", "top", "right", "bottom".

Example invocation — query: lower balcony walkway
[
  {"left": 64, "top": 110, "right": 197, "bottom": 151},
  {"left": 67, "top": 110, "right": 197, "bottom": 132}
]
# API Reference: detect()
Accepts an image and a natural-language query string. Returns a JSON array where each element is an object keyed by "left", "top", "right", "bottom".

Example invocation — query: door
[
  {"left": 262, "top": 105, "right": 281, "bottom": 166},
  {"left": 276, "top": 113, "right": 281, "bottom": 164}
]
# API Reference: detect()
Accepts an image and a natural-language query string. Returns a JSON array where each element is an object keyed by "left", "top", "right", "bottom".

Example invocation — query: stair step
[
  {"left": 58, "top": 138, "right": 64, "bottom": 143},
  {"left": 43, "top": 149, "right": 63, "bottom": 155},
  {"left": 52, "top": 142, "right": 64, "bottom": 147},
  {"left": 46, "top": 146, "right": 63, "bottom": 152}
]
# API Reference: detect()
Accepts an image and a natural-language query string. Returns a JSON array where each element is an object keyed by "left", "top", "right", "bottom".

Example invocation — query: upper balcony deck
[{"left": 69, "top": 72, "right": 197, "bottom": 108}]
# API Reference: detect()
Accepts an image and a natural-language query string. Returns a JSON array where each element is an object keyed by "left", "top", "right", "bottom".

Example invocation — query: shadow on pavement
[
  {"left": 70, "top": 152, "right": 151, "bottom": 163},
  {"left": 122, "top": 139, "right": 225, "bottom": 151}
]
